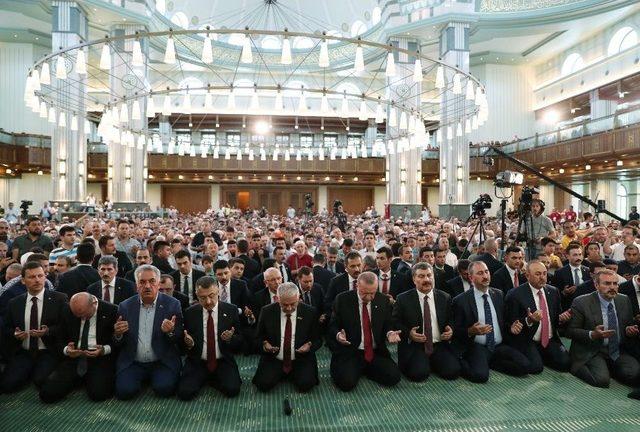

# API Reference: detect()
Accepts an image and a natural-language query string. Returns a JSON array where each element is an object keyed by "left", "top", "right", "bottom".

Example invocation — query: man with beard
[{"left": 12, "top": 216, "right": 53, "bottom": 260}]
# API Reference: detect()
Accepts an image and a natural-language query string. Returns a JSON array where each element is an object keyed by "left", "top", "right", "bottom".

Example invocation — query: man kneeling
[{"left": 252, "top": 282, "right": 322, "bottom": 393}]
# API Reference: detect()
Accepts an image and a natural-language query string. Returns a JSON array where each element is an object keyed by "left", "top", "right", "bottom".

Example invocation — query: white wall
[
  {"left": 147, "top": 184, "right": 161, "bottom": 209},
  {"left": 469, "top": 64, "right": 536, "bottom": 143},
  {"left": 0, "top": 42, "right": 50, "bottom": 135},
  {"left": 373, "top": 186, "right": 386, "bottom": 215},
  {"left": 318, "top": 185, "right": 328, "bottom": 213},
  {"left": 210, "top": 184, "right": 220, "bottom": 210},
  {"left": 0, "top": 173, "right": 52, "bottom": 207}
]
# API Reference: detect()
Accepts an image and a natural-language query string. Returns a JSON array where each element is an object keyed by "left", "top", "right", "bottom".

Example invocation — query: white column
[
  {"left": 51, "top": 1, "right": 88, "bottom": 207},
  {"left": 590, "top": 89, "right": 617, "bottom": 119}
]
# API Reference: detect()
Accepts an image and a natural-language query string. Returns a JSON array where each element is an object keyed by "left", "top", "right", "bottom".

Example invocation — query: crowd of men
[{"left": 0, "top": 198, "right": 640, "bottom": 403}]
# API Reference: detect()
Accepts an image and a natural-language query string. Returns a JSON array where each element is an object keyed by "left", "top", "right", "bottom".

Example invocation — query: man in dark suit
[
  {"left": 374, "top": 246, "right": 409, "bottom": 301},
  {"left": 58, "top": 242, "right": 100, "bottom": 298},
  {"left": 252, "top": 267, "right": 283, "bottom": 323},
  {"left": 87, "top": 255, "right": 136, "bottom": 305},
  {"left": 452, "top": 261, "right": 531, "bottom": 383},
  {"left": 445, "top": 259, "right": 472, "bottom": 298},
  {"left": 273, "top": 247, "right": 293, "bottom": 283},
  {"left": 152, "top": 240, "right": 175, "bottom": 274},
  {"left": 178, "top": 277, "right": 243, "bottom": 400},
  {"left": 237, "top": 239, "right": 260, "bottom": 280},
  {"left": 124, "top": 248, "right": 152, "bottom": 282},
  {"left": 476, "top": 239, "right": 503, "bottom": 275},
  {"left": 159, "top": 274, "right": 189, "bottom": 312},
  {"left": 170, "top": 249, "right": 206, "bottom": 303},
  {"left": 505, "top": 260, "right": 571, "bottom": 374},
  {"left": 312, "top": 253, "right": 335, "bottom": 292},
  {"left": 249, "top": 258, "right": 277, "bottom": 294},
  {"left": 492, "top": 246, "right": 528, "bottom": 296},
  {"left": 393, "top": 263, "right": 460, "bottom": 381},
  {"left": 39, "top": 292, "right": 118, "bottom": 402},
  {"left": 253, "top": 282, "right": 322, "bottom": 393},
  {"left": 93, "top": 235, "right": 132, "bottom": 279},
  {"left": 326, "top": 247, "right": 345, "bottom": 274},
  {"left": 324, "top": 252, "right": 362, "bottom": 319},
  {"left": 566, "top": 269, "right": 640, "bottom": 388},
  {"left": 297, "top": 266, "right": 326, "bottom": 327},
  {"left": 0, "top": 261, "right": 68, "bottom": 392},
  {"left": 573, "top": 261, "right": 606, "bottom": 300},
  {"left": 113, "top": 264, "right": 183, "bottom": 400},
  {"left": 396, "top": 245, "right": 414, "bottom": 275},
  {"left": 328, "top": 271, "right": 402, "bottom": 391},
  {"left": 619, "top": 273, "right": 640, "bottom": 319},
  {"left": 553, "top": 243, "right": 591, "bottom": 310},
  {"left": 433, "top": 248, "right": 456, "bottom": 292}
]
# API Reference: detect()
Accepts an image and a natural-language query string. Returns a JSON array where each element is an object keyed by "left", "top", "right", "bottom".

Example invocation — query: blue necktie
[
  {"left": 607, "top": 303, "right": 620, "bottom": 361},
  {"left": 483, "top": 294, "right": 495, "bottom": 351}
]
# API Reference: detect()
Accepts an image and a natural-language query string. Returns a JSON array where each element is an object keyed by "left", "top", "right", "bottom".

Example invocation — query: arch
[
  {"left": 178, "top": 76, "right": 205, "bottom": 94},
  {"left": 351, "top": 20, "right": 367, "bottom": 37},
  {"left": 371, "top": 7, "right": 382, "bottom": 25},
  {"left": 608, "top": 26, "right": 638, "bottom": 56},
  {"left": 170, "top": 12, "right": 189, "bottom": 29},
  {"left": 618, "top": 183, "right": 629, "bottom": 217},
  {"left": 260, "top": 35, "right": 281, "bottom": 50},
  {"left": 292, "top": 37, "right": 314, "bottom": 49},
  {"left": 227, "top": 33, "right": 245, "bottom": 46},
  {"left": 333, "top": 82, "right": 361, "bottom": 99},
  {"left": 561, "top": 53, "right": 584, "bottom": 76}
]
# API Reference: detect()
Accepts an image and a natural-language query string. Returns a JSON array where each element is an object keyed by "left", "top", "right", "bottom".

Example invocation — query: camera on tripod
[
  {"left": 20, "top": 200, "right": 32, "bottom": 218},
  {"left": 471, "top": 194, "right": 492, "bottom": 218},
  {"left": 333, "top": 199, "right": 342, "bottom": 214},
  {"left": 304, "top": 193, "right": 314, "bottom": 214}
]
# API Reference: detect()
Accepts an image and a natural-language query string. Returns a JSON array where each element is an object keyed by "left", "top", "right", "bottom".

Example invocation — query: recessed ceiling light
[
  {"left": 178, "top": 174, "right": 183, "bottom": 179},
  {"left": 296, "top": 176, "right": 301, "bottom": 180}
]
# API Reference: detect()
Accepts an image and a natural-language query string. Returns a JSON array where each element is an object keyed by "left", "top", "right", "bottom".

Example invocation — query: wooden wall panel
[
  {"left": 219, "top": 186, "right": 318, "bottom": 215},
  {"left": 161, "top": 185, "right": 211, "bottom": 214},
  {"left": 327, "top": 187, "right": 374, "bottom": 214}
]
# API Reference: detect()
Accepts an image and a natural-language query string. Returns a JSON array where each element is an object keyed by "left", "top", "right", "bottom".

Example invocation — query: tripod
[
  {"left": 463, "top": 213, "right": 487, "bottom": 258},
  {"left": 515, "top": 204, "right": 537, "bottom": 261}
]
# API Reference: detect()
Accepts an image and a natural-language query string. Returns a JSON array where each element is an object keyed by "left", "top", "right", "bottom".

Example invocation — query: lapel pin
[{"left": 223, "top": 313, "right": 227, "bottom": 317}]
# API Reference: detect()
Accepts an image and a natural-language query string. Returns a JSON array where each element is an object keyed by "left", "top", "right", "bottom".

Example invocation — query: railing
[
  {"left": 0, "top": 129, "right": 51, "bottom": 148},
  {"left": 479, "top": 0, "right": 586, "bottom": 12}
]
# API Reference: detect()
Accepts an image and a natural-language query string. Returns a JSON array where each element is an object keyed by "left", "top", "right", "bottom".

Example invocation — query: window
[
  {"left": 348, "top": 135, "right": 363, "bottom": 147},
  {"left": 283, "top": 80, "right": 306, "bottom": 97},
  {"left": 608, "top": 27, "right": 638, "bottom": 56},
  {"left": 292, "top": 37, "right": 314, "bottom": 49},
  {"left": 261, "top": 35, "right": 281, "bottom": 50},
  {"left": 171, "top": 12, "right": 189, "bottom": 29},
  {"left": 617, "top": 183, "right": 628, "bottom": 217},
  {"left": 334, "top": 83, "right": 361, "bottom": 99},
  {"left": 351, "top": 20, "right": 367, "bottom": 37},
  {"left": 227, "top": 132, "right": 241, "bottom": 147},
  {"left": 233, "top": 79, "right": 254, "bottom": 95},
  {"left": 300, "top": 134, "right": 313, "bottom": 147},
  {"left": 371, "top": 7, "right": 382, "bottom": 25},
  {"left": 275, "top": 134, "right": 289, "bottom": 146},
  {"left": 201, "top": 133, "right": 217, "bottom": 147},
  {"left": 227, "top": 33, "right": 245, "bottom": 46},
  {"left": 561, "top": 53, "right": 585, "bottom": 76},
  {"left": 323, "top": 134, "right": 337, "bottom": 148},
  {"left": 251, "top": 135, "right": 266, "bottom": 144}
]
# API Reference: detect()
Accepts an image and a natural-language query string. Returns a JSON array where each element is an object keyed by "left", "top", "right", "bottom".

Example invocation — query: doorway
[{"left": 237, "top": 191, "right": 250, "bottom": 210}]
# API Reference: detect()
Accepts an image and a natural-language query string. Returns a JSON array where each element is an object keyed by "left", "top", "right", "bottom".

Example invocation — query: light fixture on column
[
  {"left": 274, "top": 86, "right": 283, "bottom": 109},
  {"left": 202, "top": 29, "right": 213, "bottom": 63},
  {"left": 250, "top": 85, "right": 260, "bottom": 111},
  {"left": 137, "top": 134, "right": 145, "bottom": 150},
  {"left": 296, "top": 150, "right": 302, "bottom": 161},
  {"left": 340, "top": 92, "right": 349, "bottom": 118},
  {"left": 272, "top": 148, "right": 279, "bottom": 161},
  {"left": 388, "top": 104, "right": 397, "bottom": 127},
  {"left": 585, "top": 164, "right": 591, "bottom": 170},
  {"left": 294, "top": 116, "right": 299, "bottom": 130},
  {"left": 298, "top": 87, "right": 307, "bottom": 113},
  {"left": 227, "top": 86, "right": 236, "bottom": 110},
  {"left": 162, "top": 93, "right": 172, "bottom": 116},
  {"left": 354, "top": 41, "right": 364, "bottom": 74},
  {"left": 75, "top": 49, "right": 87, "bottom": 75},
  {"left": 146, "top": 93, "right": 156, "bottom": 117},
  {"left": 189, "top": 145, "right": 196, "bottom": 157},
  {"left": 465, "top": 118, "right": 471, "bottom": 134},
  {"left": 241, "top": 31, "right": 253, "bottom": 64},
  {"left": 39, "top": 101, "right": 47, "bottom": 118},
  {"left": 182, "top": 91, "right": 192, "bottom": 114},
  {"left": 452, "top": 73, "right": 462, "bottom": 94},
  {"left": 320, "top": 90, "right": 329, "bottom": 114},
  {"left": 436, "top": 129, "right": 443, "bottom": 144},
  {"left": 55, "top": 51, "right": 67, "bottom": 80},
  {"left": 346, "top": 118, "right": 350, "bottom": 131},
  {"left": 242, "top": 115, "right": 246, "bottom": 128},
  {"left": 358, "top": 96, "right": 368, "bottom": 121},
  {"left": 475, "top": 86, "right": 483, "bottom": 106},
  {"left": 215, "top": 114, "right": 220, "bottom": 128},
  {"left": 319, "top": 37, "right": 329, "bottom": 68},
  {"left": 58, "top": 111, "right": 66, "bottom": 128},
  {"left": 617, "top": 160, "right": 624, "bottom": 166},
  {"left": 320, "top": 117, "right": 325, "bottom": 130},
  {"left": 472, "top": 115, "right": 478, "bottom": 130},
  {"left": 71, "top": 113, "right": 78, "bottom": 131},
  {"left": 156, "top": 0, "right": 166, "bottom": 14},
  {"left": 375, "top": 98, "right": 384, "bottom": 123},
  {"left": 58, "top": 159, "right": 66, "bottom": 175},
  {"left": 284, "top": 150, "right": 290, "bottom": 161},
  {"left": 99, "top": 41, "right": 111, "bottom": 70},
  {"left": 132, "top": 100, "right": 141, "bottom": 120},
  {"left": 466, "top": 80, "right": 475, "bottom": 100},
  {"left": 120, "top": 101, "right": 129, "bottom": 123},
  {"left": 385, "top": 48, "right": 396, "bottom": 77},
  {"left": 31, "top": 69, "right": 41, "bottom": 91},
  {"left": 40, "top": 62, "right": 51, "bottom": 85},
  {"left": 413, "top": 55, "right": 422, "bottom": 83},
  {"left": 400, "top": 168, "right": 407, "bottom": 184},
  {"left": 48, "top": 106, "right": 56, "bottom": 123},
  {"left": 457, "top": 166, "right": 463, "bottom": 181},
  {"left": 132, "top": 38, "right": 144, "bottom": 67},
  {"left": 447, "top": 125, "right": 453, "bottom": 140},
  {"left": 281, "top": 32, "right": 292, "bottom": 64},
  {"left": 164, "top": 33, "right": 176, "bottom": 64}
]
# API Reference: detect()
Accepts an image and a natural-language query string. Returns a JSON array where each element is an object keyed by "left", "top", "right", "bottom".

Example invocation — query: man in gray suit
[{"left": 566, "top": 269, "right": 640, "bottom": 388}]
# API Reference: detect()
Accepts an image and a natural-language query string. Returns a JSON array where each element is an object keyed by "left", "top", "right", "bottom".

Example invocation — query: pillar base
[
  {"left": 439, "top": 204, "right": 471, "bottom": 220},
  {"left": 112, "top": 202, "right": 149, "bottom": 212},
  {"left": 388, "top": 204, "right": 423, "bottom": 220}
]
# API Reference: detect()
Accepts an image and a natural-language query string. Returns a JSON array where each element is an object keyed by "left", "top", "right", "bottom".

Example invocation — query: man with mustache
[{"left": 11, "top": 216, "right": 53, "bottom": 261}]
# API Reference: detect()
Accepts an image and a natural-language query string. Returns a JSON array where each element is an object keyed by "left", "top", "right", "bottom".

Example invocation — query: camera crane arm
[{"left": 484, "top": 146, "right": 625, "bottom": 223}]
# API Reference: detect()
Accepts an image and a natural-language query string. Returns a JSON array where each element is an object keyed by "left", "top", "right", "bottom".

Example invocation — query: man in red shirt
[
  {"left": 564, "top": 206, "right": 577, "bottom": 223},
  {"left": 549, "top": 208, "right": 562, "bottom": 225}
]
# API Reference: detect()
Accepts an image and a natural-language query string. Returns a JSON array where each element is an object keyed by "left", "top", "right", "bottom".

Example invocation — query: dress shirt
[
  {"left": 269, "top": 290, "right": 278, "bottom": 303},
  {"left": 63, "top": 313, "right": 112, "bottom": 355},
  {"left": 417, "top": 290, "right": 441, "bottom": 342},
  {"left": 357, "top": 296, "right": 376, "bottom": 350},
  {"left": 135, "top": 296, "right": 159, "bottom": 363},
  {"left": 24, "top": 290, "right": 45, "bottom": 350},
  {"left": 279, "top": 264, "right": 289, "bottom": 282},
  {"left": 592, "top": 293, "right": 618, "bottom": 347},
  {"left": 462, "top": 279, "right": 471, "bottom": 292},
  {"left": 276, "top": 309, "right": 297, "bottom": 361},
  {"left": 506, "top": 266, "right": 518, "bottom": 286},
  {"left": 201, "top": 305, "right": 222, "bottom": 360},
  {"left": 473, "top": 288, "right": 502, "bottom": 346},
  {"left": 633, "top": 277, "right": 640, "bottom": 310},
  {"left": 569, "top": 265, "right": 583, "bottom": 286},
  {"left": 378, "top": 270, "right": 391, "bottom": 293},
  {"left": 528, "top": 284, "right": 553, "bottom": 343},
  {"left": 348, "top": 274, "right": 357, "bottom": 290},
  {"left": 101, "top": 279, "right": 116, "bottom": 302}
]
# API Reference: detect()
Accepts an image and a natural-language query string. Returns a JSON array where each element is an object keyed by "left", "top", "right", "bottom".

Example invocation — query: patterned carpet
[{"left": 0, "top": 345, "right": 638, "bottom": 432}]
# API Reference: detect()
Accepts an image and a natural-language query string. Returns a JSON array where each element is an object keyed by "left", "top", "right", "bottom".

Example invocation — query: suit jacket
[
  {"left": 152, "top": 256, "right": 174, "bottom": 274},
  {"left": 504, "top": 283, "right": 563, "bottom": 349},
  {"left": 477, "top": 253, "right": 503, "bottom": 275},
  {"left": 249, "top": 272, "right": 267, "bottom": 295},
  {"left": 182, "top": 301, "right": 243, "bottom": 362},
  {"left": 173, "top": 290, "right": 190, "bottom": 313},
  {"left": 445, "top": 276, "right": 469, "bottom": 298},
  {"left": 574, "top": 280, "right": 596, "bottom": 301},
  {"left": 313, "top": 265, "right": 335, "bottom": 292},
  {"left": 328, "top": 290, "right": 394, "bottom": 357},
  {"left": 114, "top": 293, "right": 183, "bottom": 373},
  {"left": 396, "top": 261, "right": 412, "bottom": 275},
  {"left": 87, "top": 277, "right": 136, "bottom": 305},
  {"left": 252, "top": 288, "right": 278, "bottom": 323},
  {"left": 300, "top": 283, "right": 325, "bottom": 318},
  {"left": 619, "top": 280, "right": 640, "bottom": 318},
  {"left": 323, "top": 273, "right": 353, "bottom": 318},
  {"left": 451, "top": 287, "right": 506, "bottom": 352},
  {"left": 492, "top": 265, "right": 528, "bottom": 296},
  {"left": 124, "top": 267, "right": 137, "bottom": 283},
  {"left": 390, "top": 258, "right": 402, "bottom": 273},
  {"left": 170, "top": 268, "right": 206, "bottom": 300},
  {"left": 374, "top": 269, "right": 409, "bottom": 298},
  {"left": 238, "top": 254, "right": 261, "bottom": 280},
  {"left": 392, "top": 288, "right": 452, "bottom": 366},
  {"left": 432, "top": 264, "right": 456, "bottom": 292},
  {"left": 256, "top": 302, "right": 322, "bottom": 360},
  {"left": 566, "top": 291, "right": 635, "bottom": 371},
  {"left": 325, "top": 261, "right": 345, "bottom": 275},
  {"left": 553, "top": 264, "right": 591, "bottom": 309},
  {"left": 58, "top": 264, "right": 101, "bottom": 298},
  {"left": 93, "top": 251, "right": 133, "bottom": 279},
  {"left": 275, "top": 262, "right": 293, "bottom": 283},
  {"left": 3, "top": 290, "right": 68, "bottom": 355},
  {"left": 59, "top": 300, "right": 118, "bottom": 359}
]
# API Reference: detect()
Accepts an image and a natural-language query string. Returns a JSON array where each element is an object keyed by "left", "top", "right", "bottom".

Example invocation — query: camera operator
[
  {"left": 333, "top": 201, "right": 347, "bottom": 233},
  {"left": 522, "top": 199, "right": 556, "bottom": 252}
]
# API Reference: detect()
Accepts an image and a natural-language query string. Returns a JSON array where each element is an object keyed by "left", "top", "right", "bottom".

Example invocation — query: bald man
[{"left": 39, "top": 292, "right": 118, "bottom": 403}]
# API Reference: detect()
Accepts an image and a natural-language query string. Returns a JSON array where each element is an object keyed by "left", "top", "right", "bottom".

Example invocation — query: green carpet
[{"left": 1, "top": 346, "right": 638, "bottom": 432}]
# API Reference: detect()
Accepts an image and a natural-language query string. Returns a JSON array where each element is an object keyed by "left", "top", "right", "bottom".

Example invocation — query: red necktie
[
  {"left": 538, "top": 290, "right": 550, "bottom": 348},
  {"left": 207, "top": 310, "right": 217, "bottom": 372},
  {"left": 103, "top": 285, "right": 111, "bottom": 303},
  {"left": 423, "top": 294, "right": 433, "bottom": 356},
  {"left": 381, "top": 274, "right": 389, "bottom": 295},
  {"left": 513, "top": 272, "right": 519, "bottom": 288},
  {"left": 362, "top": 302, "right": 374, "bottom": 363},
  {"left": 283, "top": 314, "right": 293, "bottom": 374}
]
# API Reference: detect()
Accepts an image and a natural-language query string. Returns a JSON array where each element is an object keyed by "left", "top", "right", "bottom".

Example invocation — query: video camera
[
  {"left": 20, "top": 200, "right": 32, "bottom": 218},
  {"left": 471, "top": 194, "right": 492, "bottom": 217}
]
